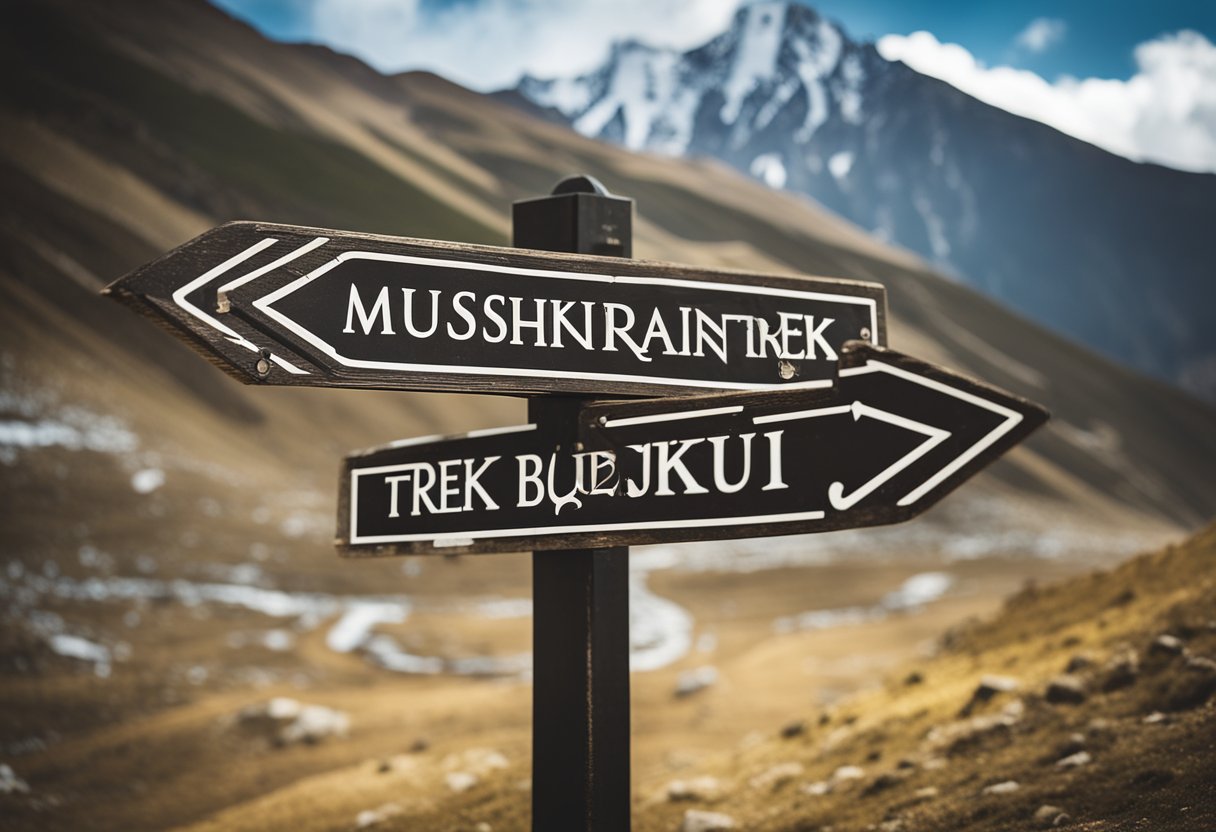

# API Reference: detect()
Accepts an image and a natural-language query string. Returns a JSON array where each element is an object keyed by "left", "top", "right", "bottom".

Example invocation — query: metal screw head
[
  {"left": 860, "top": 327, "right": 872, "bottom": 341},
  {"left": 778, "top": 359, "right": 798, "bottom": 380},
  {"left": 255, "top": 358, "right": 271, "bottom": 377},
  {"left": 598, "top": 416, "right": 608, "bottom": 426}
]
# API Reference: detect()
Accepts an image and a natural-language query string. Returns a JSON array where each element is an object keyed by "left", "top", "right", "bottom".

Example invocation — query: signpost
[
  {"left": 338, "top": 341, "right": 1046, "bottom": 555},
  {"left": 104, "top": 174, "right": 1048, "bottom": 832},
  {"left": 103, "top": 220, "right": 886, "bottom": 397}
]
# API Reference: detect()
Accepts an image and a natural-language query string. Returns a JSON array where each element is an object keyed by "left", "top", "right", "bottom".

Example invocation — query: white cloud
[
  {"left": 1015, "top": 17, "right": 1066, "bottom": 53},
  {"left": 877, "top": 29, "right": 1216, "bottom": 173},
  {"left": 302, "top": 0, "right": 743, "bottom": 90}
]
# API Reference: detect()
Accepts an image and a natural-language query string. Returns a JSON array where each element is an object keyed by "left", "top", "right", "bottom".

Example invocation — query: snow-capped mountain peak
[{"left": 518, "top": 1, "right": 865, "bottom": 155}]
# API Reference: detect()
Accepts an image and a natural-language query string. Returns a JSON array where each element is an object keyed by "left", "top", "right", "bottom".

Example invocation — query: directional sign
[
  {"left": 339, "top": 343, "right": 1048, "bottom": 556},
  {"left": 103, "top": 222, "right": 887, "bottom": 397}
]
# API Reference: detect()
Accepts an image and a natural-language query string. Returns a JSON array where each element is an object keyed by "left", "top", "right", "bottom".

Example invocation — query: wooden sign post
[
  {"left": 104, "top": 174, "right": 1048, "bottom": 832},
  {"left": 514, "top": 176, "right": 634, "bottom": 831}
]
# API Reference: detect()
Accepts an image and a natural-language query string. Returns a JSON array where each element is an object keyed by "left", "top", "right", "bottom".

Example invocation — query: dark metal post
[{"left": 513, "top": 175, "right": 633, "bottom": 832}]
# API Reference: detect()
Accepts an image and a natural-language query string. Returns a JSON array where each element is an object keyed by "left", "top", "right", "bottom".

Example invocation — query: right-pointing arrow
[
  {"left": 579, "top": 341, "right": 1048, "bottom": 535},
  {"left": 337, "top": 343, "right": 1047, "bottom": 557}
]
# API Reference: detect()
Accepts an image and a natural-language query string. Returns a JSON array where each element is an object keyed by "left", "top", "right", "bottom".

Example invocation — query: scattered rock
[
  {"left": 1149, "top": 634, "right": 1185, "bottom": 657},
  {"left": 667, "top": 776, "right": 723, "bottom": 802},
  {"left": 355, "top": 803, "right": 402, "bottom": 828},
  {"left": 681, "top": 809, "right": 735, "bottom": 831},
  {"left": 0, "top": 764, "right": 30, "bottom": 794},
  {"left": 903, "top": 671, "right": 924, "bottom": 686},
  {"left": 675, "top": 666, "right": 719, "bottom": 698},
  {"left": 879, "top": 820, "right": 905, "bottom": 832},
  {"left": 780, "top": 720, "right": 807, "bottom": 739},
  {"left": 926, "top": 701, "right": 1022, "bottom": 754},
  {"left": 1056, "top": 751, "right": 1092, "bottom": 768},
  {"left": 1065, "top": 653, "right": 1095, "bottom": 673},
  {"left": 445, "top": 771, "right": 479, "bottom": 792},
  {"left": 863, "top": 771, "right": 907, "bottom": 796},
  {"left": 236, "top": 698, "right": 350, "bottom": 746},
  {"left": 1045, "top": 674, "right": 1087, "bottom": 705},
  {"left": 1034, "top": 805, "right": 1069, "bottom": 827},
  {"left": 960, "top": 675, "right": 1020, "bottom": 715},
  {"left": 981, "top": 780, "right": 1020, "bottom": 795},
  {"left": 409, "top": 737, "right": 430, "bottom": 753},
  {"left": 923, "top": 757, "right": 948, "bottom": 771},
  {"left": 377, "top": 760, "right": 392, "bottom": 774},
  {"left": 1143, "top": 711, "right": 1168, "bottom": 724},
  {"left": 831, "top": 765, "right": 866, "bottom": 784},
  {"left": 1185, "top": 655, "right": 1216, "bottom": 673},
  {"left": 896, "top": 757, "right": 917, "bottom": 770},
  {"left": 1102, "top": 649, "right": 1140, "bottom": 691},
  {"left": 749, "top": 762, "right": 803, "bottom": 791},
  {"left": 1047, "top": 733, "right": 1086, "bottom": 761},
  {"left": 1160, "top": 656, "right": 1216, "bottom": 711},
  {"left": 474, "top": 824, "right": 492, "bottom": 832},
  {"left": 799, "top": 764, "right": 866, "bottom": 797},
  {"left": 913, "top": 786, "right": 939, "bottom": 801}
]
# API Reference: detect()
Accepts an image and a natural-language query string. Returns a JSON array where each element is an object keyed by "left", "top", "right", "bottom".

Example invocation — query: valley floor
[{"left": 1, "top": 523, "right": 1213, "bottom": 831}]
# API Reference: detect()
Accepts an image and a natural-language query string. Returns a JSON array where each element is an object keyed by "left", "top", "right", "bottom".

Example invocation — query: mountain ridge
[{"left": 506, "top": 1, "right": 1216, "bottom": 403}]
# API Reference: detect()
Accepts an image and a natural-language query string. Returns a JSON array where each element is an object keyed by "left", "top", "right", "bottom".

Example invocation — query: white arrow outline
[
  {"left": 169, "top": 237, "right": 327, "bottom": 376},
  {"left": 249, "top": 250, "right": 875, "bottom": 391},
  {"left": 839, "top": 360, "right": 1023, "bottom": 506},
  {"left": 752, "top": 399, "right": 950, "bottom": 510}
]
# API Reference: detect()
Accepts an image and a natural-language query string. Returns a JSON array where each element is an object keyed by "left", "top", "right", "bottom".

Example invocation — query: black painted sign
[
  {"left": 339, "top": 343, "right": 1047, "bottom": 556},
  {"left": 103, "top": 222, "right": 886, "bottom": 397}
]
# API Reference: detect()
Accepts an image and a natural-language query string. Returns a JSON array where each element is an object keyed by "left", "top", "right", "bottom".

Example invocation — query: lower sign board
[
  {"left": 104, "top": 222, "right": 887, "bottom": 397},
  {"left": 338, "top": 343, "right": 1048, "bottom": 556}
]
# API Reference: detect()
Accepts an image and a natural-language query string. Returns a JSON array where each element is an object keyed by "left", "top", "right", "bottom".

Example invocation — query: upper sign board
[
  {"left": 339, "top": 343, "right": 1048, "bottom": 556},
  {"left": 104, "top": 222, "right": 887, "bottom": 397}
]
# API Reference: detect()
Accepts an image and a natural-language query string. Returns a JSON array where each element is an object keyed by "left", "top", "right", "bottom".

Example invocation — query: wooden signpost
[
  {"left": 104, "top": 175, "right": 1048, "bottom": 831},
  {"left": 103, "top": 220, "right": 886, "bottom": 397},
  {"left": 339, "top": 342, "right": 1046, "bottom": 555}
]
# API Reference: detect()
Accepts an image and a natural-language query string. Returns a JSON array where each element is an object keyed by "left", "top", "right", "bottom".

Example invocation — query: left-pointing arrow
[{"left": 104, "top": 221, "right": 888, "bottom": 396}]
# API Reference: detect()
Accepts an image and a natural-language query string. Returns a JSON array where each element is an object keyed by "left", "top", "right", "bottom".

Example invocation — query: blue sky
[
  {"left": 210, "top": 0, "right": 1216, "bottom": 172},
  {"left": 213, "top": 0, "right": 1215, "bottom": 83},
  {"left": 812, "top": 0, "right": 1215, "bottom": 79}
]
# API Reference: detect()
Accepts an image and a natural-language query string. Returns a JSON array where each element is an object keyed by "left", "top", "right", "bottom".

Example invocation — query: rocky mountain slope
[{"left": 507, "top": 1, "right": 1216, "bottom": 402}]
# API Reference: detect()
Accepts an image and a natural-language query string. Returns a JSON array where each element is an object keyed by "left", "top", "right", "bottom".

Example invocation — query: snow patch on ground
[
  {"left": 326, "top": 602, "right": 408, "bottom": 653},
  {"left": 0, "top": 763, "right": 30, "bottom": 795},
  {"left": 48, "top": 633, "right": 112, "bottom": 677},
  {"left": 773, "top": 571, "right": 954, "bottom": 633},
  {"left": 131, "top": 468, "right": 165, "bottom": 494},
  {"left": 630, "top": 567, "right": 694, "bottom": 672}
]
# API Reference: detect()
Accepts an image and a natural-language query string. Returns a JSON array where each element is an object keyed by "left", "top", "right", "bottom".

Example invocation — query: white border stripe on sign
[{"left": 251, "top": 251, "right": 877, "bottom": 391}]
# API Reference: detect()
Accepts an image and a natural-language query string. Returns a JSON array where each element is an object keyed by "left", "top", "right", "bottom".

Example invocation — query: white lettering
[
  {"left": 656, "top": 438, "right": 709, "bottom": 496},
  {"left": 708, "top": 433, "right": 754, "bottom": 494},
  {"left": 343, "top": 284, "right": 394, "bottom": 335},
  {"left": 804, "top": 316, "right": 837, "bottom": 360},
  {"left": 447, "top": 291, "right": 477, "bottom": 340},
  {"left": 401, "top": 288, "right": 441, "bottom": 338}
]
